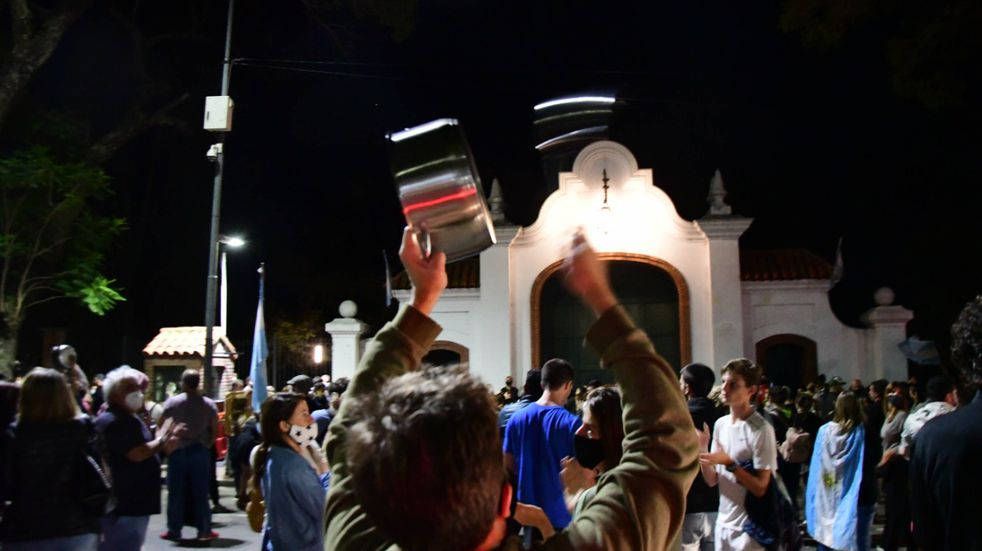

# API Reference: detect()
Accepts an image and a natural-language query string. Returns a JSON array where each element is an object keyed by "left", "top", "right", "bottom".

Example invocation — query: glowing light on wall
[{"left": 313, "top": 344, "right": 324, "bottom": 365}]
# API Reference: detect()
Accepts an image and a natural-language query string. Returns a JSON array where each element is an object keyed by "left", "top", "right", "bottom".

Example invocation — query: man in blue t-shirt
[{"left": 503, "top": 358, "right": 581, "bottom": 532}]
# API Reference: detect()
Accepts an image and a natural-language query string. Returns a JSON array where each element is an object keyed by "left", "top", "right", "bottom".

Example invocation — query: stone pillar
[
  {"left": 862, "top": 288, "right": 913, "bottom": 382},
  {"left": 324, "top": 300, "right": 367, "bottom": 382},
  {"left": 479, "top": 224, "right": 518, "bottom": 384},
  {"left": 698, "top": 216, "right": 753, "bottom": 370}
]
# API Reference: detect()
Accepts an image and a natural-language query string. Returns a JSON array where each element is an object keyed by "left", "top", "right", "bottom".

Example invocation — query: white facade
[{"left": 369, "top": 141, "right": 911, "bottom": 388}]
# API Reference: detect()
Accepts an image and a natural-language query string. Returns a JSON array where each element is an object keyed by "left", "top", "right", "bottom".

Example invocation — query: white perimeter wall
[{"left": 742, "top": 280, "right": 868, "bottom": 380}]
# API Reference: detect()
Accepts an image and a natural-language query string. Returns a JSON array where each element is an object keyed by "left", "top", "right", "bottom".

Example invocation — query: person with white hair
[{"left": 95, "top": 365, "right": 184, "bottom": 551}]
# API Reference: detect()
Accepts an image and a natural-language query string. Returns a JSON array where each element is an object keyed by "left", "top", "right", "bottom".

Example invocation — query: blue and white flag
[
  {"left": 830, "top": 236, "right": 844, "bottom": 289},
  {"left": 250, "top": 265, "right": 269, "bottom": 413},
  {"left": 806, "top": 422, "right": 865, "bottom": 551},
  {"left": 898, "top": 336, "right": 941, "bottom": 365}
]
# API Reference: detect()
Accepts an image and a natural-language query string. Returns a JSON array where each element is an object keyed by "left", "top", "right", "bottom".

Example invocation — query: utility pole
[{"left": 203, "top": 0, "right": 236, "bottom": 398}]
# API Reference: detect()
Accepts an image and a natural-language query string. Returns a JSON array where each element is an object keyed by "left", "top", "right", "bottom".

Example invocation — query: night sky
[{"left": 11, "top": 1, "right": 981, "bottom": 381}]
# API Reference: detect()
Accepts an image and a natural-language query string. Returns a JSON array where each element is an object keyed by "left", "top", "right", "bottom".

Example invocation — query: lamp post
[
  {"left": 203, "top": 0, "right": 236, "bottom": 398},
  {"left": 218, "top": 235, "right": 245, "bottom": 330}
]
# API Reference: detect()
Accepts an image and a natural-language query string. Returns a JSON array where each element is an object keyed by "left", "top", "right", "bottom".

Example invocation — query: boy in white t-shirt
[{"left": 696, "top": 358, "right": 778, "bottom": 551}]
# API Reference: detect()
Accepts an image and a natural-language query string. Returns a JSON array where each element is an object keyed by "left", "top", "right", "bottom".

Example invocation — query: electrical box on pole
[{"left": 203, "top": 96, "right": 234, "bottom": 131}]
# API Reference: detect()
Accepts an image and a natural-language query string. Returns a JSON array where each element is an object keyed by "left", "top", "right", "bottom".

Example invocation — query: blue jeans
[
  {"left": 99, "top": 515, "right": 150, "bottom": 551},
  {"left": 4, "top": 533, "right": 98, "bottom": 551},
  {"left": 167, "top": 443, "right": 211, "bottom": 537}
]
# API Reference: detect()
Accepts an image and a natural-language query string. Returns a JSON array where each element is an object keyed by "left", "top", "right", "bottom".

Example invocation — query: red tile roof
[
  {"left": 143, "top": 326, "right": 239, "bottom": 359},
  {"left": 392, "top": 255, "right": 480, "bottom": 289},
  {"left": 740, "top": 249, "right": 833, "bottom": 281}
]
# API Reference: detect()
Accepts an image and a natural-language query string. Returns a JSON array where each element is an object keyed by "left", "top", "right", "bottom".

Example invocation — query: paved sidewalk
[{"left": 145, "top": 463, "right": 261, "bottom": 550}]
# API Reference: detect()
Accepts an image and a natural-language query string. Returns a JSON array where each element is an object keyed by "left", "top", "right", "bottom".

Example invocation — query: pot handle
[{"left": 414, "top": 224, "right": 432, "bottom": 259}]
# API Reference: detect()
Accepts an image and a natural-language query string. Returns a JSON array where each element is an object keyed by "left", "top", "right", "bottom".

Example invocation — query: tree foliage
[
  {"left": 780, "top": 0, "right": 982, "bottom": 111},
  {"left": 269, "top": 311, "right": 326, "bottom": 377},
  {"left": 0, "top": 147, "right": 125, "bottom": 334}
]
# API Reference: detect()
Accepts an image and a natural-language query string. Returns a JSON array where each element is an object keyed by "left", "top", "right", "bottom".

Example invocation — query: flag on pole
[
  {"left": 250, "top": 264, "right": 269, "bottom": 413},
  {"left": 898, "top": 336, "right": 941, "bottom": 365},
  {"left": 383, "top": 249, "right": 393, "bottom": 308},
  {"left": 830, "top": 236, "right": 844, "bottom": 289}
]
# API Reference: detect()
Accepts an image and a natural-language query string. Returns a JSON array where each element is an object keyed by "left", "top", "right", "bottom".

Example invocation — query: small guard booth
[{"left": 142, "top": 327, "right": 239, "bottom": 402}]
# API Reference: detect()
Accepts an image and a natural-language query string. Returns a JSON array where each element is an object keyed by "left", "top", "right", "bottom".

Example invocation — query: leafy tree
[
  {"left": 268, "top": 311, "right": 330, "bottom": 384},
  {"left": 0, "top": 147, "right": 124, "bottom": 376}
]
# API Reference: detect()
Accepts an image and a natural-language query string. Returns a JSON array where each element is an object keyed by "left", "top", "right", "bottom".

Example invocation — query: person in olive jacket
[{"left": 322, "top": 228, "right": 698, "bottom": 550}]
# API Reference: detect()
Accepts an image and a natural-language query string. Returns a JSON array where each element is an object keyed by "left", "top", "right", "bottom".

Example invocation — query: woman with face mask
[
  {"left": 250, "top": 393, "right": 329, "bottom": 551},
  {"left": 94, "top": 366, "right": 183, "bottom": 551},
  {"left": 559, "top": 386, "right": 624, "bottom": 515}
]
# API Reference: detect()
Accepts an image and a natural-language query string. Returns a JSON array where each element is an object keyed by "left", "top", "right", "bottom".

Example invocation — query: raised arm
[
  {"left": 323, "top": 227, "right": 447, "bottom": 548},
  {"left": 547, "top": 231, "right": 699, "bottom": 550},
  {"left": 331, "top": 226, "right": 446, "bottom": 404}
]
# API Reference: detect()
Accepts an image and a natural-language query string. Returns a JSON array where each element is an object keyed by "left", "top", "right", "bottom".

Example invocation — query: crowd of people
[{"left": 0, "top": 227, "right": 978, "bottom": 551}]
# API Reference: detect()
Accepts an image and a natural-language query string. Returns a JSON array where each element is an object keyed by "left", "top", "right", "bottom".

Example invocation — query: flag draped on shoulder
[
  {"left": 250, "top": 265, "right": 269, "bottom": 413},
  {"left": 806, "top": 423, "right": 865, "bottom": 551}
]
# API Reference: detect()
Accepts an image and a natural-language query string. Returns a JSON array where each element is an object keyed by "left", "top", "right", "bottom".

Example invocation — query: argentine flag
[{"left": 250, "top": 266, "right": 269, "bottom": 413}]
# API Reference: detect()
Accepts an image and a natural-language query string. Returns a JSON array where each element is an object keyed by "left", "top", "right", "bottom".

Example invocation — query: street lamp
[
  {"left": 312, "top": 344, "right": 325, "bottom": 365},
  {"left": 218, "top": 234, "right": 245, "bottom": 329}
]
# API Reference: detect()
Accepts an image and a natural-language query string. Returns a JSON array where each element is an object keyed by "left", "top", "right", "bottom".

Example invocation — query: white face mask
[
  {"left": 124, "top": 391, "right": 144, "bottom": 411},
  {"left": 288, "top": 423, "right": 318, "bottom": 447}
]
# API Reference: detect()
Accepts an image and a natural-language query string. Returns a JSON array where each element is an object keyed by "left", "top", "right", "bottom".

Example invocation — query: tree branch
[
  {"left": 10, "top": 0, "right": 32, "bottom": 46},
  {"left": 85, "top": 92, "right": 190, "bottom": 165},
  {"left": 0, "top": 0, "right": 92, "bottom": 130},
  {"left": 24, "top": 293, "right": 67, "bottom": 311}
]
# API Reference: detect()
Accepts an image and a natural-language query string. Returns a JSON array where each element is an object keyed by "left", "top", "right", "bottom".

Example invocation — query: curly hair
[
  {"left": 951, "top": 295, "right": 982, "bottom": 387},
  {"left": 346, "top": 365, "right": 503, "bottom": 551}
]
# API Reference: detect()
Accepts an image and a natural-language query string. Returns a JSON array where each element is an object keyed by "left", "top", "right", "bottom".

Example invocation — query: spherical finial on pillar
[
  {"left": 339, "top": 300, "right": 358, "bottom": 318},
  {"left": 874, "top": 287, "right": 895, "bottom": 306}
]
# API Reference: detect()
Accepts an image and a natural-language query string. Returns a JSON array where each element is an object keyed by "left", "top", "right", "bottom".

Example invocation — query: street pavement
[
  {"left": 145, "top": 463, "right": 261, "bottom": 550},
  {"left": 139, "top": 462, "right": 886, "bottom": 550}
]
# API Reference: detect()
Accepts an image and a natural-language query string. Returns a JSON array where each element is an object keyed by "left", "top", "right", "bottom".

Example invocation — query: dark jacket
[
  {"left": 910, "top": 391, "right": 982, "bottom": 550},
  {"left": 0, "top": 417, "right": 101, "bottom": 542},
  {"left": 858, "top": 400, "right": 883, "bottom": 505},
  {"left": 686, "top": 396, "right": 723, "bottom": 513}
]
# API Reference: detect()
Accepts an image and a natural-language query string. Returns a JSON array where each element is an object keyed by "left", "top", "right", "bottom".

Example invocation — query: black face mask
[{"left": 574, "top": 434, "right": 605, "bottom": 470}]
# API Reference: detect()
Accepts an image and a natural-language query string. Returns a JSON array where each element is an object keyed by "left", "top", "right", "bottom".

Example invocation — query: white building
[{"left": 328, "top": 141, "right": 911, "bottom": 390}]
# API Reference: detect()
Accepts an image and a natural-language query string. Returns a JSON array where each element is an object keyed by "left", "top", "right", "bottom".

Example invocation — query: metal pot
[{"left": 387, "top": 118, "right": 496, "bottom": 262}]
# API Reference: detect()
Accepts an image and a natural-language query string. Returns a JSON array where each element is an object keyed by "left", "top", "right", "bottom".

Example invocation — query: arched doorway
[
  {"left": 422, "top": 340, "right": 470, "bottom": 368},
  {"left": 755, "top": 334, "right": 817, "bottom": 393},
  {"left": 532, "top": 255, "right": 690, "bottom": 387}
]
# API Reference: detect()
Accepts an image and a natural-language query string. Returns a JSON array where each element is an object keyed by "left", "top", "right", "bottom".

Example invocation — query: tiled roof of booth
[{"left": 143, "top": 326, "right": 238, "bottom": 358}]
